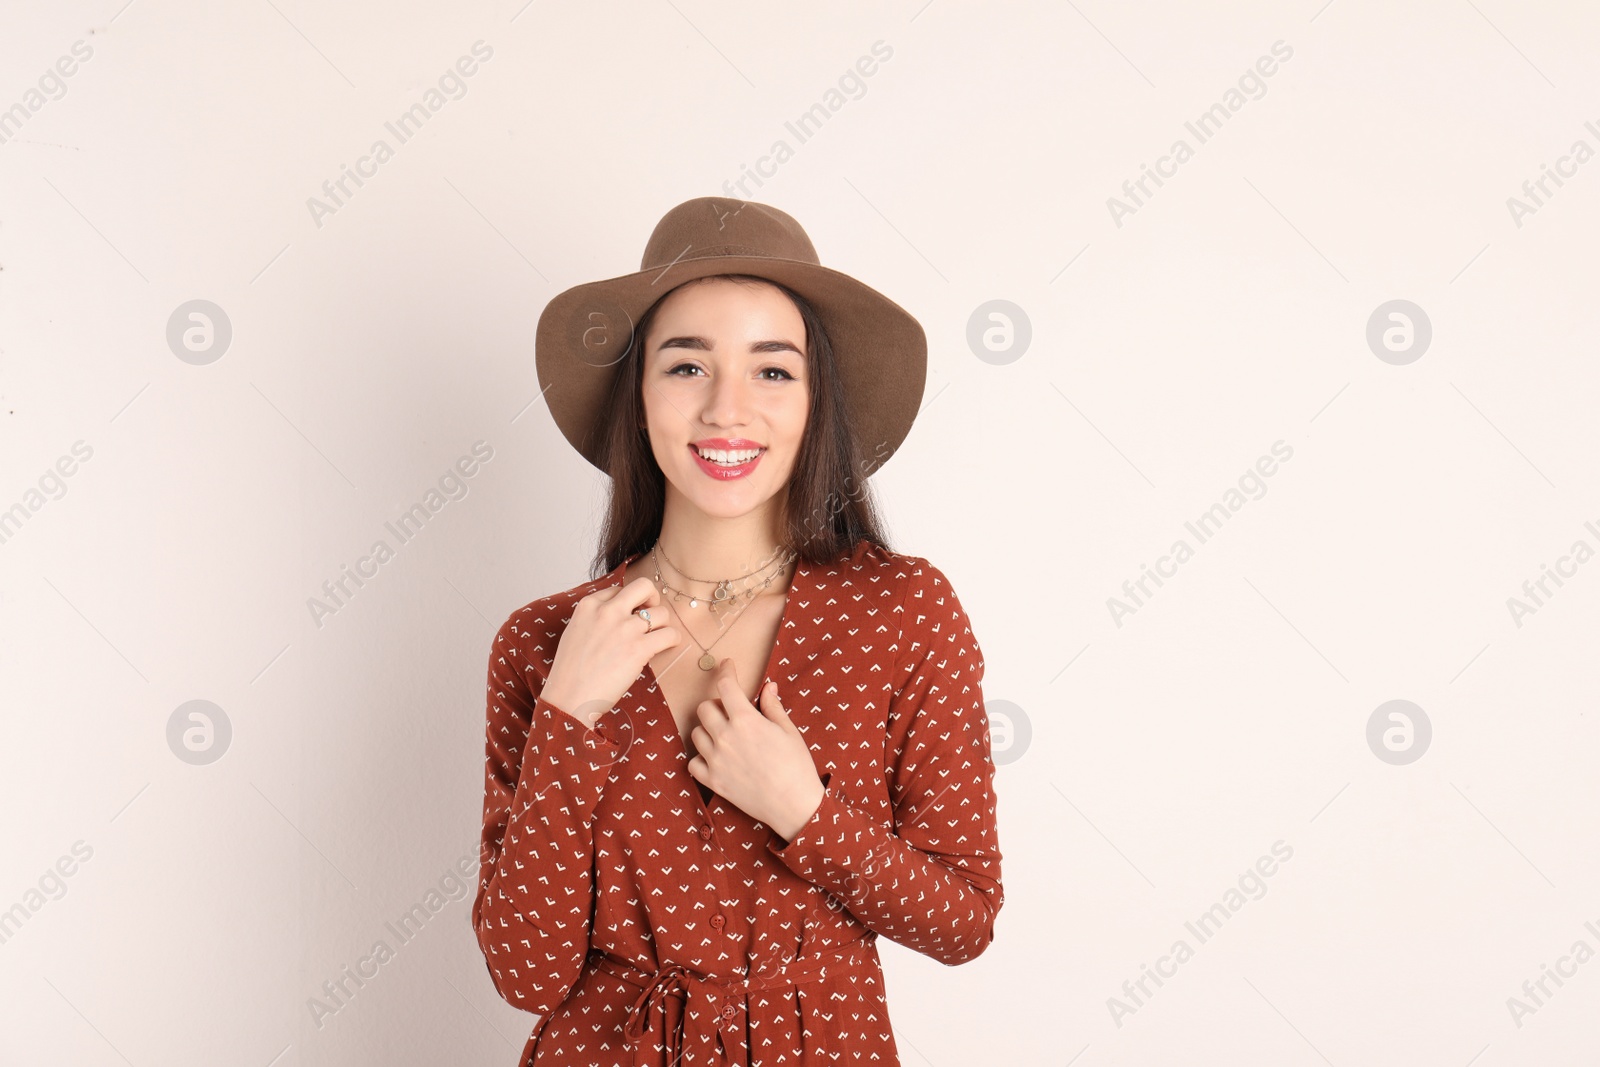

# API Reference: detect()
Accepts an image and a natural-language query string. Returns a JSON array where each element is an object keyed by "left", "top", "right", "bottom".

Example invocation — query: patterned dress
[{"left": 473, "top": 538, "right": 1004, "bottom": 1065}]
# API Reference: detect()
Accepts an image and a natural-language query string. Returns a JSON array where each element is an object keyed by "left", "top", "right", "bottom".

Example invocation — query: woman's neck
[{"left": 652, "top": 508, "right": 789, "bottom": 587}]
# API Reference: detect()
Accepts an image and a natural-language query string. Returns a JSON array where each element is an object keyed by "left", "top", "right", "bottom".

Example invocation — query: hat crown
[{"left": 641, "top": 197, "right": 820, "bottom": 274}]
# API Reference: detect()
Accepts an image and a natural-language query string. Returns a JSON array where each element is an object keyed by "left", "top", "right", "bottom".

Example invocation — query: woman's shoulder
[
  {"left": 831, "top": 543, "right": 983, "bottom": 679},
  {"left": 827, "top": 540, "right": 970, "bottom": 622},
  {"left": 490, "top": 569, "right": 618, "bottom": 658}
]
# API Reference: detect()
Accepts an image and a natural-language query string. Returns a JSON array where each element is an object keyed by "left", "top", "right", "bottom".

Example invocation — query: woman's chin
[
  {"left": 692, "top": 494, "right": 773, "bottom": 520},
  {"left": 671, "top": 480, "right": 780, "bottom": 519}
]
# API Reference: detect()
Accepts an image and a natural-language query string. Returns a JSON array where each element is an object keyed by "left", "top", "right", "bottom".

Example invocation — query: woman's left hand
[{"left": 687, "top": 658, "right": 824, "bottom": 840}]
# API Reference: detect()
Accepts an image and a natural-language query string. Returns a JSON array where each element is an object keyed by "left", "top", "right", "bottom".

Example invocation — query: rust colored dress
[{"left": 473, "top": 539, "right": 1004, "bottom": 1066}]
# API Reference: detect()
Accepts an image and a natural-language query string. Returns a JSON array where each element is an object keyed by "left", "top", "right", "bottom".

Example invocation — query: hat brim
[{"left": 535, "top": 255, "right": 927, "bottom": 476}]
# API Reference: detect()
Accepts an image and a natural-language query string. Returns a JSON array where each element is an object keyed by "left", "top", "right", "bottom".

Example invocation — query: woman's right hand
[{"left": 541, "top": 577, "right": 681, "bottom": 729}]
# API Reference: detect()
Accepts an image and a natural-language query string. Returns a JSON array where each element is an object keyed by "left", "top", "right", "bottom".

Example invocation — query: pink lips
[{"left": 689, "top": 443, "right": 765, "bottom": 480}]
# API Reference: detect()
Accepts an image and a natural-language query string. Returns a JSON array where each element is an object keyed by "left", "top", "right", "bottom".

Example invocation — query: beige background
[{"left": 2, "top": 1, "right": 1598, "bottom": 1064}]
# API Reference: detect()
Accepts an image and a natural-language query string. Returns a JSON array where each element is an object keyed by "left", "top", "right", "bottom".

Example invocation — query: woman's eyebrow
[{"left": 656, "top": 336, "right": 804, "bottom": 355}]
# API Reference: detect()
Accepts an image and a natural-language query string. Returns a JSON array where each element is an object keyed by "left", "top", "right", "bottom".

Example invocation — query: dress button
[
  {"left": 720, "top": 1003, "right": 737, "bottom": 1020},
  {"left": 698, "top": 825, "right": 712, "bottom": 841},
  {"left": 709, "top": 914, "right": 725, "bottom": 929}
]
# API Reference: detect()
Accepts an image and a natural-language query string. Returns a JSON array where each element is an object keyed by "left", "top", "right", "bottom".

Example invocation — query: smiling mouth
[{"left": 690, "top": 444, "right": 767, "bottom": 467}]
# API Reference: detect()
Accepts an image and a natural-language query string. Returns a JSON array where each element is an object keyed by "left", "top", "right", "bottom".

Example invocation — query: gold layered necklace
[{"left": 650, "top": 541, "right": 797, "bottom": 670}]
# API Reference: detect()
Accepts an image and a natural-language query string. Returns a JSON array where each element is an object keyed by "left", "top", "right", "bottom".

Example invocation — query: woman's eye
[
  {"left": 760, "top": 367, "right": 796, "bottom": 381},
  {"left": 666, "top": 363, "right": 702, "bottom": 377}
]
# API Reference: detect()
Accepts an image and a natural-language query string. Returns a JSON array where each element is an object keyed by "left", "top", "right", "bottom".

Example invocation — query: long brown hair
[{"left": 587, "top": 273, "right": 895, "bottom": 579}]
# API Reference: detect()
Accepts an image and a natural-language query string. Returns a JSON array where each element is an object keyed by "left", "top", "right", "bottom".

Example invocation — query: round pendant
[
  {"left": 713, "top": 580, "right": 731, "bottom": 602},
  {"left": 689, "top": 598, "right": 699, "bottom": 608},
  {"left": 698, "top": 652, "right": 717, "bottom": 670}
]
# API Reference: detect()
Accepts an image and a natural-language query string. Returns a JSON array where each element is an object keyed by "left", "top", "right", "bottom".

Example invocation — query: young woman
[{"left": 473, "top": 197, "right": 1003, "bottom": 1066}]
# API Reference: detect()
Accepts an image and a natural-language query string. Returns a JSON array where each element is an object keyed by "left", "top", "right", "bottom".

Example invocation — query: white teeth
[{"left": 696, "top": 446, "right": 762, "bottom": 465}]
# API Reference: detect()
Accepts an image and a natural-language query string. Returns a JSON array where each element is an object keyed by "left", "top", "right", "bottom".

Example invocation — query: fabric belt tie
[{"left": 592, "top": 936, "right": 875, "bottom": 1066}]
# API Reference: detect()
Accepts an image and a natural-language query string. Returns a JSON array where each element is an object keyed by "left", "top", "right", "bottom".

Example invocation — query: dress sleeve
[
  {"left": 472, "top": 607, "right": 622, "bottom": 1016},
  {"left": 765, "top": 558, "right": 1004, "bottom": 965}
]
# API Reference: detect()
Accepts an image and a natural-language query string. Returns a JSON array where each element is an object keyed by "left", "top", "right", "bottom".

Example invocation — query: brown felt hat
[{"left": 534, "top": 196, "right": 927, "bottom": 476}]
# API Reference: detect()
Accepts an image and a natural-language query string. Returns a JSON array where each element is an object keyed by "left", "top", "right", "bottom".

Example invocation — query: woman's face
[{"left": 641, "top": 276, "right": 810, "bottom": 523}]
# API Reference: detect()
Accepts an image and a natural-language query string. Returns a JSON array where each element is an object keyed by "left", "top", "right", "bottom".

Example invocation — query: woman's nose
[{"left": 701, "top": 369, "right": 753, "bottom": 423}]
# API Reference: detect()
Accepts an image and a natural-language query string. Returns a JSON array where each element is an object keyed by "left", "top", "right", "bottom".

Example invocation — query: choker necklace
[{"left": 652, "top": 541, "right": 793, "bottom": 616}]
